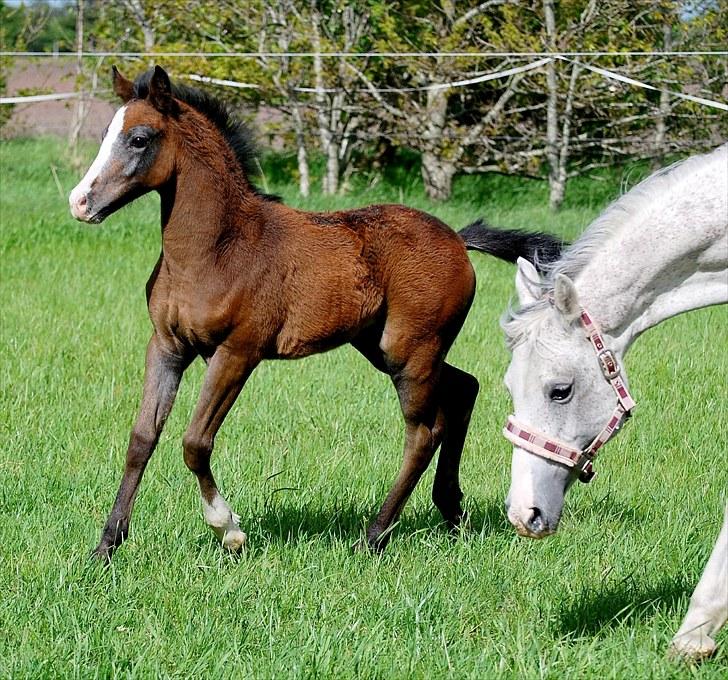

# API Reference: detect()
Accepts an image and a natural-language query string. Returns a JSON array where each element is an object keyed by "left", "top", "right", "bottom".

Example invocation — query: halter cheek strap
[{"left": 503, "top": 307, "right": 636, "bottom": 483}]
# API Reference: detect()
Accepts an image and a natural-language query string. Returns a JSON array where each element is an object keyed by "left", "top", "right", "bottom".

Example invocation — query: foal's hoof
[
  {"left": 668, "top": 634, "right": 717, "bottom": 663},
  {"left": 222, "top": 528, "right": 247, "bottom": 552},
  {"left": 352, "top": 536, "right": 386, "bottom": 554},
  {"left": 443, "top": 511, "right": 469, "bottom": 533},
  {"left": 90, "top": 543, "right": 115, "bottom": 565}
]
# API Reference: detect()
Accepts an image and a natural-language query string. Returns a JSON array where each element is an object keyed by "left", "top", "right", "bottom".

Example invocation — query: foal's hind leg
[
  {"left": 362, "top": 346, "right": 445, "bottom": 552},
  {"left": 432, "top": 363, "right": 479, "bottom": 528},
  {"left": 94, "top": 334, "right": 189, "bottom": 561},
  {"left": 182, "top": 347, "right": 257, "bottom": 551}
]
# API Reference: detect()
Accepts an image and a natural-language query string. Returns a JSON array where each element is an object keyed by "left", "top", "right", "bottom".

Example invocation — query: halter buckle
[
  {"left": 598, "top": 349, "right": 621, "bottom": 380},
  {"left": 578, "top": 462, "right": 596, "bottom": 483}
]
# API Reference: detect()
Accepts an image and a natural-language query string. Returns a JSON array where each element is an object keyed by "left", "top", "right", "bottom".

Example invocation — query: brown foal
[{"left": 69, "top": 66, "right": 562, "bottom": 561}]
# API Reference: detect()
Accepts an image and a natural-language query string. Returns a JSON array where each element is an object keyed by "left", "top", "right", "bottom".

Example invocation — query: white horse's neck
[{"left": 569, "top": 145, "right": 728, "bottom": 354}]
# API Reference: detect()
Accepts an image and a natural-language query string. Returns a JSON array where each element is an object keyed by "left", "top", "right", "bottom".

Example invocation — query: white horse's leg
[{"left": 670, "top": 504, "right": 728, "bottom": 660}]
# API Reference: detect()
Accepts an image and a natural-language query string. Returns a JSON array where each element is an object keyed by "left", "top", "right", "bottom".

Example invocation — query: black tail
[{"left": 458, "top": 219, "right": 565, "bottom": 272}]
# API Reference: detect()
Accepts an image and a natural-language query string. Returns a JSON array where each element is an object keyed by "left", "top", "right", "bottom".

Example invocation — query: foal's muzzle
[
  {"left": 69, "top": 189, "right": 91, "bottom": 222},
  {"left": 69, "top": 182, "right": 144, "bottom": 224}
]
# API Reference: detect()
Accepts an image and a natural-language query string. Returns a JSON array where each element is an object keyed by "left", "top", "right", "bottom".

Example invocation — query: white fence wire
[{"left": 3, "top": 53, "right": 726, "bottom": 111}]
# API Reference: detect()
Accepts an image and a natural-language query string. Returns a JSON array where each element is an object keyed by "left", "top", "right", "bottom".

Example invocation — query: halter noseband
[{"left": 503, "top": 306, "right": 636, "bottom": 483}]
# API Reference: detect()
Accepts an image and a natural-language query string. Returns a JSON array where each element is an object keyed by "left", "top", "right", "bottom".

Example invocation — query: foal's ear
[
  {"left": 112, "top": 65, "right": 134, "bottom": 102},
  {"left": 515, "top": 257, "right": 542, "bottom": 305},
  {"left": 553, "top": 274, "right": 581, "bottom": 321},
  {"left": 148, "top": 65, "right": 179, "bottom": 115}
]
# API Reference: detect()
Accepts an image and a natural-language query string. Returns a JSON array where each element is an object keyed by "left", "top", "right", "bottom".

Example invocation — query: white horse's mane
[{"left": 502, "top": 147, "right": 721, "bottom": 348}]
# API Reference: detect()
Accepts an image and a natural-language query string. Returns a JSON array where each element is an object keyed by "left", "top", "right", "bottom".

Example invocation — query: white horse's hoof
[
  {"left": 222, "top": 527, "right": 247, "bottom": 552},
  {"left": 668, "top": 633, "right": 717, "bottom": 662}
]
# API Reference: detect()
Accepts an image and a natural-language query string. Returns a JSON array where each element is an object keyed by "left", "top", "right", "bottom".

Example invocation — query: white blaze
[
  {"left": 507, "top": 446, "right": 536, "bottom": 521},
  {"left": 68, "top": 105, "right": 127, "bottom": 216}
]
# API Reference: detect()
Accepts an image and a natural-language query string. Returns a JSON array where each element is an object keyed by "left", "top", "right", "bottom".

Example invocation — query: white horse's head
[{"left": 503, "top": 258, "right": 628, "bottom": 538}]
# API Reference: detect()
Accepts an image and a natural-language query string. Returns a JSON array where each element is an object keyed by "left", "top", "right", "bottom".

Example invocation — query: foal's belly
[
  {"left": 273, "top": 281, "right": 382, "bottom": 359},
  {"left": 273, "top": 304, "right": 379, "bottom": 359}
]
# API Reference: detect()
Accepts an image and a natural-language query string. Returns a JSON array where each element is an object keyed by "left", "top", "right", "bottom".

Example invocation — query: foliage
[
  {"left": 1, "top": 0, "right": 76, "bottom": 52},
  {"left": 0, "top": 2, "right": 13, "bottom": 130},
  {"left": 4, "top": 1, "right": 727, "bottom": 204}
]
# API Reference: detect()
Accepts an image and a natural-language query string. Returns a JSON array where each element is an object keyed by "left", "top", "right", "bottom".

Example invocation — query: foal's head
[
  {"left": 69, "top": 66, "right": 180, "bottom": 223},
  {"left": 70, "top": 65, "right": 268, "bottom": 224}
]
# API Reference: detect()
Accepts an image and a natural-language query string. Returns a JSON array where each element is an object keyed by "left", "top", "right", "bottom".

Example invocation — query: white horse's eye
[{"left": 549, "top": 383, "right": 573, "bottom": 402}]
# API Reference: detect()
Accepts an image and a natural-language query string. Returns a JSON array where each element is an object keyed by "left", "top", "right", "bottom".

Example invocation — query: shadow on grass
[
  {"left": 247, "top": 494, "right": 513, "bottom": 548},
  {"left": 556, "top": 575, "right": 692, "bottom": 636},
  {"left": 564, "top": 491, "right": 648, "bottom": 527}
]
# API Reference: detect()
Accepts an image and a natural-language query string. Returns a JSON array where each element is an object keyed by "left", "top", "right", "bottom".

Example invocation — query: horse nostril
[
  {"left": 527, "top": 507, "right": 544, "bottom": 533},
  {"left": 69, "top": 189, "right": 91, "bottom": 221}
]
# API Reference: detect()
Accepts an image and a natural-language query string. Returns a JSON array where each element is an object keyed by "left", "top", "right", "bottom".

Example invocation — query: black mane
[{"left": 132, "top": 69, "right": 280, "bottom": 202}]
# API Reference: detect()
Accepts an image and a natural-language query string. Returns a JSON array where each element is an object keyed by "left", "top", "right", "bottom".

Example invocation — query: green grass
[{"left": 1, "top": 136, "right": 726, "bottom": 679}]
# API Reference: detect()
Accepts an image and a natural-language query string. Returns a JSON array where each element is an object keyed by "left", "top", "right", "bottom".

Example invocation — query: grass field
[{"left": 1, "top": 136, "right": 726, "bottom": 679}]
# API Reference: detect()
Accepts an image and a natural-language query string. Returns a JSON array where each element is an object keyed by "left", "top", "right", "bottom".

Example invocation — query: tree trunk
[
  {"left": 123, "top": 0, "right": 155, "bottom": 52},
  {"left": 311, "top": 11, "right": 338, "bottom": 195},
  {"left": 325, "top": 138, "right": 339, "bottom": 196},
  {"left": 420, "top": 87, "right": 453, "bottom": 201},
  {"left": 543, "top": 0, "right": 562, "bottom": 211},
  {"left": 291, "top": 104, "right": 310, "bottom": 197},
  {"left": 421, "top": 153, "right": 456, "bottom": 202},
  {"left": 297, "top": 143, "right": 310, "bottom": 198},
  {"left": 652, "top": 23, "right": 672, "bottom": 170},
  {"left": 68, "top": 0, "right": 86, "bottom": 171},
  {"left": 551, "top": 63, "right": 580, "bottom": 210}
]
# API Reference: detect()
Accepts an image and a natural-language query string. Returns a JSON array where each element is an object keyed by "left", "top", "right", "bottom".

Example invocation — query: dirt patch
[
  {"left": 3, "top": 59, "right": 284, "bottom": 150},
  {"left": 3, "top": 60, "right": 116, "bottom": 139}
]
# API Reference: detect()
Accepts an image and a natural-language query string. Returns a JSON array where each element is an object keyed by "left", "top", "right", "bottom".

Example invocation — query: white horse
[{"left": 501, "top": 143, "right": 727, "bottom": 660}]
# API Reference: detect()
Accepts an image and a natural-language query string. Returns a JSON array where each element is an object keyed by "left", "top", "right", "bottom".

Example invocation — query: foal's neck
[
  {"left": 159, "top": 122, "right": 261, "bottom": 269},
  {"left": 573, "top": 147, "right": 728, "bottom": 354}
]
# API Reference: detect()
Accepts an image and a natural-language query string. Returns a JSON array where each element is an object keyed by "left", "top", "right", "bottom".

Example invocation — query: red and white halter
[{"left": 503, "top": 306, "right": 636, "bottom": 483}]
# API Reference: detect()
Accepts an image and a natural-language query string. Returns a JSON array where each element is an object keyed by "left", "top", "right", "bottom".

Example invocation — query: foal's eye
[
  {"left": 549, "top": 384, "right": 573, "bottom": 402},
  {"left": 130, "top": 135, "right": 148, "bottom": 149}
]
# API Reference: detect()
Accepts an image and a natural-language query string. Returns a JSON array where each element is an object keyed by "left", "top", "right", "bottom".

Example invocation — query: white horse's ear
[
  {"left": 553, "top": 274, "right": 581, "bottom": 320},
  {"left": 515, "top": 257, "right": 542, "bottom": 305}
]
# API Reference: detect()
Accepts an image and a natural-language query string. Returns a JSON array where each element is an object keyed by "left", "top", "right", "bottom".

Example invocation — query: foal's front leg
[
  {"left": 94, "top": 334, "right": 189, "bottom": 561},
  {"left": 670, "top": 504, "right": 728, "bottom": 660},
  {"left": 183, "top": 346, "right": 256, "bottom": 551}
]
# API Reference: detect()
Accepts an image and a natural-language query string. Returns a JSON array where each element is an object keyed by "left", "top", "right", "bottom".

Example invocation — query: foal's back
[{"left": 252, "top": 201, "right": 475, "bottom": 361}]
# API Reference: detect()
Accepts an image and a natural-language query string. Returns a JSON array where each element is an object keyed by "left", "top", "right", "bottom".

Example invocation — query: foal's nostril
[
  {"left": 69, "top": 190, "right": 90, "bottom": 220},
  {"left": 526, "top": 507, "right": 545, "bottom": 534}
]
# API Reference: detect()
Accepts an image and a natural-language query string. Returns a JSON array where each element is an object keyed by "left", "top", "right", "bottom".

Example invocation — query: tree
[
  {"left": 71, "top": 0, "right": 728, "bottom": 204},
  {"left": 464, "top": 0, "right": 728, "bottom": 209},
  {"left": 0, "top": 0, "right": 70, "bottom": 132},
  {"left": 354, "top": 0, "right": 529, "bottom": 201}
]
